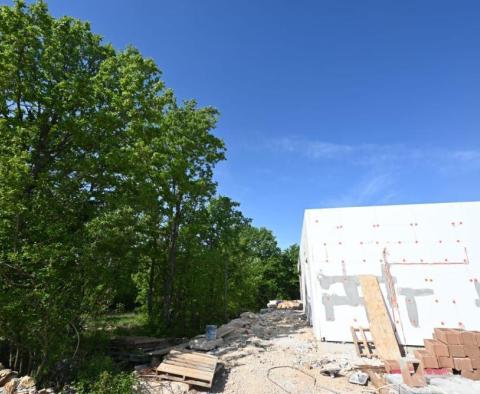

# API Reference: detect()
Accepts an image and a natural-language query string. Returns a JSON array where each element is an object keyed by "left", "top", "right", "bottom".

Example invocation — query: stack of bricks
[{"left": 414, "top": 328, "right": 480, "bottom": 380}]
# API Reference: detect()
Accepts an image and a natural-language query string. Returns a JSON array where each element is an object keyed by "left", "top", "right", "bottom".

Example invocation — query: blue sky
[{"left": 20, "top": 1, "right": 480, "bottom": 247}]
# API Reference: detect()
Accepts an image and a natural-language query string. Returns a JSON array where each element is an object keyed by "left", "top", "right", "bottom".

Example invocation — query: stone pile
[
  {"left": 186, "top": 308, "right": 307, "bottom": 361},
  {"left": 0, "top": 364, "right": 45, "bottom": 394}
]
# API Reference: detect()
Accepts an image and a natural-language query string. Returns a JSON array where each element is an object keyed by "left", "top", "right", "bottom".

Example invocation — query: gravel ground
[
  {"left": 203, "top": 310, "right": 375, "bottom": 394},
  {"left": 139, "top": 309, "right": 379, "bottom": 394}
]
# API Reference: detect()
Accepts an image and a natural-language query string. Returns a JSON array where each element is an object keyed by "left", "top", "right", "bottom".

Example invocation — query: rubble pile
[
  {"left": 0, "top": 365, "right": 48, "bottom": 394},
  {"left": 187, "top": 309, "right": 306, "bottom": 357}
]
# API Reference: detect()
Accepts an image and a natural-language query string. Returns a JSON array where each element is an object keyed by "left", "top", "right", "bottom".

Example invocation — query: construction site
[
  {"left": 1, "top": 1, "right": 480, "bottom": 393},
  {"left": 4, "top": 201, "right": 480, "bottom": 393},
  {"left": 138, "top": 201, "right": 480, "bottom": 393}
]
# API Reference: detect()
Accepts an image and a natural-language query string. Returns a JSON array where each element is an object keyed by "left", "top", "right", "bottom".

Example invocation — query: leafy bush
[{"left": 75, "top": 371, "right": 137, "bottom": 394}]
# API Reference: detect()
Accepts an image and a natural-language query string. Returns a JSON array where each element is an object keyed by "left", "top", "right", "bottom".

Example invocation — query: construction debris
[
  {"left": 110, "top": 336, "right": 186, "bottom": 364},
  {"left": 348, "top": 371, "right": 369, "bottom": 385},
  {"left": 267, "top": 300, "right": 302, "bottom": 310},
  {"left": 188, "top": 337, "right": 223, "bottom": 351},
  {"left": 0, "top": 369, "right": 36, "bottom": 394},
  {"left": 156, "top": 350, "right": 218, "bottom": 388}
]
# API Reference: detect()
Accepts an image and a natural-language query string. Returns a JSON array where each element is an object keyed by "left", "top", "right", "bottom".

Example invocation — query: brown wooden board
[
  {"left": 156, "top": 350, "right": 218, "bottom": 388},
  {"left": 351, "top": 326, "right": 376, "bottom": 358},
  {"left": 359, "top": 275, "right": 401, "bottom": 360}
]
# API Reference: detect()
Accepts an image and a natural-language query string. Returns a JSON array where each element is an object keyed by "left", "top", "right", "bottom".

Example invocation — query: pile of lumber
[
  {"left": 110, "top": 336, "right": 184, "bottom": 364},
  {"left": 415, "top": 328, "right": 480, "bottom": 380}
]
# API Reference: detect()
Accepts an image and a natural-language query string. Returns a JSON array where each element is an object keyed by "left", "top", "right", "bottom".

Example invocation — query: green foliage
[
  {"left": 0, "top": 0, "right": 300, "bottom": 385},
  {"left": 75, "top": 371, "right": 137, "bottom": 394}
]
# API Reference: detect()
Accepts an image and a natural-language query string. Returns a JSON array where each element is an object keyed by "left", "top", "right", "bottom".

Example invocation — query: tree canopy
[{"left": 0, "top": 1, "right": 299, "bottom": 385}]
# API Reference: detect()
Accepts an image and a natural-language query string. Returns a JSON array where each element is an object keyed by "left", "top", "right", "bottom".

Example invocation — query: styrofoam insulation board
[{"left": 299, "top": 201, "right": 480, "bottom": 346}]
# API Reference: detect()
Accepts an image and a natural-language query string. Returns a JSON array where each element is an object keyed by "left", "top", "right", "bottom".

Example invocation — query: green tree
[
  {"left": 0, "top": 0, "right": 166, "bottom": 379},
  {"left": 131, "top": 99, "right": 225, "bottom": 330}
]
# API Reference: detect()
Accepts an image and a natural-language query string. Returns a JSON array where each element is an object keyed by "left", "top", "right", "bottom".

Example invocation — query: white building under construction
[{"left": 299, "top": 201, "right": 480, "bottom": 346}]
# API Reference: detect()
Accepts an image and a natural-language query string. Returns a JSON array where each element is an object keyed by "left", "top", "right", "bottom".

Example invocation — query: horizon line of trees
[{"left": 0, "top": 0, "right": 299, "bottom": 384}]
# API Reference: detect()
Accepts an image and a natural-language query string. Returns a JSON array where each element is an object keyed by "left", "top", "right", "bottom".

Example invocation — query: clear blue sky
[{"left": 21, "top": 1, "right": 480, "bottom": 247}]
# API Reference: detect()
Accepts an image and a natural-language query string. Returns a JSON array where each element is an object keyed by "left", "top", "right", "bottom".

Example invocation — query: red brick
[
  {"left": 470, "top": 357, "right": 480, "bottom": 369},
  {"left": 434, "top": 328, "right": 449, "bottom": 343},
  {"left": 461, "top": 369, "right": 480, "bottom": 380},
  {"left": 400, "top": 360, "right": 426, "bottom": 387},
  {"left": 449, "top": 344, "right": 466, "bottom": 357},
  {"left": 474, "top": 331, "right": 480, "bottom": 346},
  {"left": 464, "top": 345, "right": 480, "bottom": 358},
  {"left": 434, "top": 328, "right": 464, "bottom": 345},
  {"left": 462, "top": 331, "right": 477, "bottom": 345},
  {"left": 453, "top": 357, "right": 473, "bottom": 371},
  {"left": 438, "top": 356, "right": 454, "bottom": 368},
  {"left": 414, "top": 349, "right": 439, "bottom": 369},
  {"left": 424, "top": 339, "right": 449, "bottom": 357}
]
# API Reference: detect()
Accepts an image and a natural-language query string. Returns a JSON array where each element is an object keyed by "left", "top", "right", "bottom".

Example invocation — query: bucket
[{"left": 206, "top": 325, "right": 217, "bottom": 341}]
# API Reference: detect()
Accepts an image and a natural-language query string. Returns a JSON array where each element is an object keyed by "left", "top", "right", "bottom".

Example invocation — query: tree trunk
[
  {"left": 146, "top": 258, "right": 155, "bottom": 321},
  {"left": 163, "top": 199, "right": 182, "bottom": 327},
  {"left": 223, "top": 258, "right": 228, "bottom": 321}
]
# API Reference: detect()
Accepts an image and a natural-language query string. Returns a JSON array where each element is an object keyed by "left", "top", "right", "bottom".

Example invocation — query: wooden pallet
[
  {"left": 351, "top": 326, "right": 376, "bottom": 358},
  {"left": 156, "top": 350, "right": 218, "bottom": 388}
]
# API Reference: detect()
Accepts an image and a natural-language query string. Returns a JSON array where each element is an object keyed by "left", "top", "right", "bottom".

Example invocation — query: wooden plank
[
  {"left": 163, "top": 359, "right": 215, "bottom": 372},
  {"left": 164, "top": 355, "right": 216, "bottom": 369},
  {"left": 359, "top": 328, "right": 370, "bottom": 357},
  {"left": 359, "top": 275, "right": 401, "bottom": 360},
  {"left": 165, "top": 357, "right": 214, "bottom": 371},
  {"left": 351, "top": 327, "right": 362, "bottom": 357},
  {"left": 169, "top": 349, "right": 217, "bottom": 360},
  {"left": 156, "top": 350, "right": 217, "bottom": 388},
  {"left": 158, "top": 373, "right": 211, "bottom": 388},
  {"left": 157, "top": 363, "right": 212, "bottom": 381}
]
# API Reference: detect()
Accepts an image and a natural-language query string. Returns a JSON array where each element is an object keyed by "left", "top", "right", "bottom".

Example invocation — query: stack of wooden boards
[
  {"left": 156, "top": 350, "right": 218, "bottom": 388},
  {"left": 415, "top": 328, "right": 480, "bottom": 380},
  {"left": 110, "top": 336, "right": 183, "bottom": 364}
]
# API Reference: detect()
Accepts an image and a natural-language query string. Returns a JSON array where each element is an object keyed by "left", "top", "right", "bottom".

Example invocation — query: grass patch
[{"left": 89, "top": 312, "right": 151, "bottom": 337}]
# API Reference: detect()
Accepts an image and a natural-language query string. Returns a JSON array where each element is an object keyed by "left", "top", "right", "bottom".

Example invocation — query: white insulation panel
[{"left": 299, "top": 201, "right": 480, "bottom": 346}]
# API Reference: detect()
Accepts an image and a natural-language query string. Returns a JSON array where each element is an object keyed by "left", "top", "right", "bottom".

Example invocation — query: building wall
[{"left": 299, "top": 201, "right": 480, "bottom": 346}]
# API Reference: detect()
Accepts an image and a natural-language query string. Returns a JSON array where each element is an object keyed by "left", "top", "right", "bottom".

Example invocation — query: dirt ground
[
  {"left": 207, "top": 310, "right": 372, "bottom": 394},
  {"left": 141, "top": 309, "right": 379, "bottom": 394}
]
